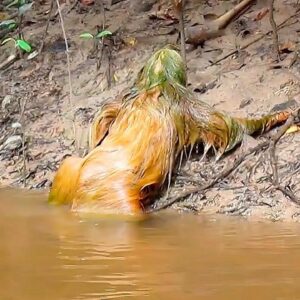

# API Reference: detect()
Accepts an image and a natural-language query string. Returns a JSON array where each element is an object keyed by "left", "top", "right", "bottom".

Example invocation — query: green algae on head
[{"left": 136, "top": 46, "right": 187, "bottom": 91}]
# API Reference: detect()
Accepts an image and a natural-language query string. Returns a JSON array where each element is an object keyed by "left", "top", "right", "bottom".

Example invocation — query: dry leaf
[
  {"left": 123, "top": 37, "right": 137, "bottom": 46},
  {"left": 286, "top": 125, "right": 300, "bottom": 134},
  {"left": 148, "top": 7, "right": 177, "bottom": 22},
  {"left": 253, "top": 7, "right": 269, "bottom": 21},
  {"left": 279, "top": 40, "right": 296, "bottom": 54},
  {"left": 113, "top": 73, "right": 119, "bottom": 82},
  {"left": 80, "top": 0, "right": 94, "bottom": 6},
  {"left": 18, "top": 62, "right": 41, "bottom": 78}
]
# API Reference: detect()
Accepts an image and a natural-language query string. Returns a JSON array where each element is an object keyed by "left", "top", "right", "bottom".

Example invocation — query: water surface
[{"left": 1, "top": 187, "right": 300, "bottom": 300}]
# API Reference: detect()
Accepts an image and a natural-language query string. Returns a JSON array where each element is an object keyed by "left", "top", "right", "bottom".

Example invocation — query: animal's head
[{"left": 136, "top": 46, "right": 186, "bottom": 90}]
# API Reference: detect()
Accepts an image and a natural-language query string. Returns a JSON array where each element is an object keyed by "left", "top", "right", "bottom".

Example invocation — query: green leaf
[
  {"left": 18, "top": 2, "right": 33, "bottom": 15},
  {"left": 79, "top": 32, "right": 94, "bottom": 39},
  {"left": 1, "top": 37, "right": 15, "bottom": 45},
  {"left": 0, "top": 19, "right": 17, "bottom": 29},
  {"left": 16, "top": 39, "right": 32, "bottom": 53},
  {"left": 95, "top": 30, "right": 112, "bottom": 39},
  {"left": 8, "top": 22, "right": 17, "bottom": 30}
]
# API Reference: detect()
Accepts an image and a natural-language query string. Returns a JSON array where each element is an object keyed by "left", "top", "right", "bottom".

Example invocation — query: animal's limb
[
  {"left": 48, "top": 46, "right": 298, "bottom": 217},
  {"left": 186, "top": 98, "right": 291, "bottom": 160},
  {"left": 88, "top": 98, "right": 122, "bottom": 150},
  {"left": 48, "top": 156, "right": 83, "bottom": 205},
  {"left": 234, "top": 110, "right": 290, "bottom": 136}
]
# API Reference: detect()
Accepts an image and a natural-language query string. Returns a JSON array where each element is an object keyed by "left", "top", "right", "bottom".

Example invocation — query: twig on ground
[
  {"left": 276, "top": 185, "right": 299, "bottom": 204},
  {"left": 100, "top": 0, "right": 106, "bottom": 31},
  {"left": 150, "top": 140, "right": 269, "bottom": 212},
  {"left": 0, "top": 27, "right": 14, "bottom": 39},
  {"left": 18, "top": 14, "right": 23, "bottom": 39},
  {"left": 214, "top": 0, "right": 255, "bottom": 29},
  {"left": 269, "top": 108, "right": 300, "bottom": 204},
  {"left": 39, "top": 0, "right": 55, "bottom": 53},
  {"left": 269, "top": 0, "right": 280, "bottom": 61},
  {"left": 211, "top": 10, "right": 300, "bottom": 66},
  {"left": 96, "top": 41, "right": 104, "bottom": 70},
  {"left": 18, "top": 97, "right": 28, "bottom": 187},
  {"left": 55, "top": 0, "right": 73, "bottom": 104},
  {"left": 55, "top": 0, "right": 78, "bottom": 150},
  {"left": 106, "top": 45, "right": 112, "bottom": 88},
  {"left": 17, "top": 10, "right": 24, "bottom": 59},
  {"left": 185, "top": 0, "right": 255, "bottom": 46},
  {"left": 288, "top": 49, "right": 300, "bottom": 68},
  {"left": 0, "top": 53, "right": 19, "bottom": 70},
  {"left": 172, "top": 0, "right": 186, "bottom": 70},
  {"left": 66, "top": 0, "right": 78, "bottom": 14},
  {"left": 96, "top": 1, "right": 106, "bottom": 71}
]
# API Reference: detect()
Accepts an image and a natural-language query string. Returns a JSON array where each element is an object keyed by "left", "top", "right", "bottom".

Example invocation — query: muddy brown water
[{"left": 1, "top": 187, "right": 300, "bottom": 300}]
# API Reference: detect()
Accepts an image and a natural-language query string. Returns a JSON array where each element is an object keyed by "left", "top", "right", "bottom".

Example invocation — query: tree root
[{"left": 185, "top": 0, "right": 255, "bottom": 45}]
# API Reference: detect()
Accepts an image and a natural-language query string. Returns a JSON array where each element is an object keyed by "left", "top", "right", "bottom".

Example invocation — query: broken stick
[
  {"left": 185, "top": 0, "right": 255, "bottom": 45},
  {"left": 269, "top": 0, "right": 280, "bottom": 61},
  {"left": 172, "top": 0, "right": 187, "bottom": 70},
  {"left": 211, "top": 9, "right": 300, "bottom": 65},
  {"left": 269, "top": 108, "right": 300, "bottom": 204}
]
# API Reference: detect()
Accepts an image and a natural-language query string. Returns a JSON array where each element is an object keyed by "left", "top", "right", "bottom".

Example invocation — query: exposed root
[{"left": 185, "top": 0, "right": 255, "bottom": 46}]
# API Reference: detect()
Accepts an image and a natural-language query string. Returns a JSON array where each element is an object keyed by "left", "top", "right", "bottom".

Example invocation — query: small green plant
[
  {"left": 5, "top": 0, "right": 33, "bottom": 14},
  {"left": 1, "top": 0, "right": 33, "bottom": 41},
  {"left": 79, "top": 30, "right": 112, "bottom": 40},
  {"left": 0, "top": 20, "right": 18, "bottom": 30},
  {"left": 80, "top": 29, "right": 113, "bottom": 72},
  {"left": 1, "top": 37, "right": 32, "bottom": 53}
]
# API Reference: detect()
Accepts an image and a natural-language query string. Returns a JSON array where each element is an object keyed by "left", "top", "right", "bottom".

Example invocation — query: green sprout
[
  {"left": 1, "top": 37, "right": 32, "bottom": 53},
  {"left": 5, "top": 0, "right": 33, "bottom": 16},
  {"left": 80, "top": 29, "right": 113, "bottom": 72},
  {"left": 80, "top": 30, "right": 112, "bottom": 40},
  {"left": 0, "top": 0, "right": 33, "bottom": 40},
  {"left": 0, "top": 20, "right": 18, "bottom": 30}
]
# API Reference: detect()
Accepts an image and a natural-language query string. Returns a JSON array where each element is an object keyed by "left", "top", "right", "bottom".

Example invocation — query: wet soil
[{"left": 1, "top": 0, "right": 300, "bottom": 221}]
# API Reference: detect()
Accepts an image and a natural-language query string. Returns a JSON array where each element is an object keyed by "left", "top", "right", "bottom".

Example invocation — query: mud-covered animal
[{"left": 48, "top": 46, "right": 291, "bottom": 216}]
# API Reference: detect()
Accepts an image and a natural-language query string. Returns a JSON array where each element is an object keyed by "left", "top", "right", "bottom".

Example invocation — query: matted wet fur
[{"left": 48, "top": 46, "right": 291, "bottom": 216}]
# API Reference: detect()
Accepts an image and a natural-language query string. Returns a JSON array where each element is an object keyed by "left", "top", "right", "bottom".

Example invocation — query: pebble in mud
[
  {"left": 2, "top": 135, "right": 22, "bottom": 151},
  {"left": 1, "top": 95, "right": 13, "bottom": 111}
]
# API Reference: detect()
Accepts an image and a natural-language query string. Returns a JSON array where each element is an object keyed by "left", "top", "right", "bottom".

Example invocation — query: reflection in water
[{"left": 1, "top": 187, "right": 300, "bottom": 300}]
